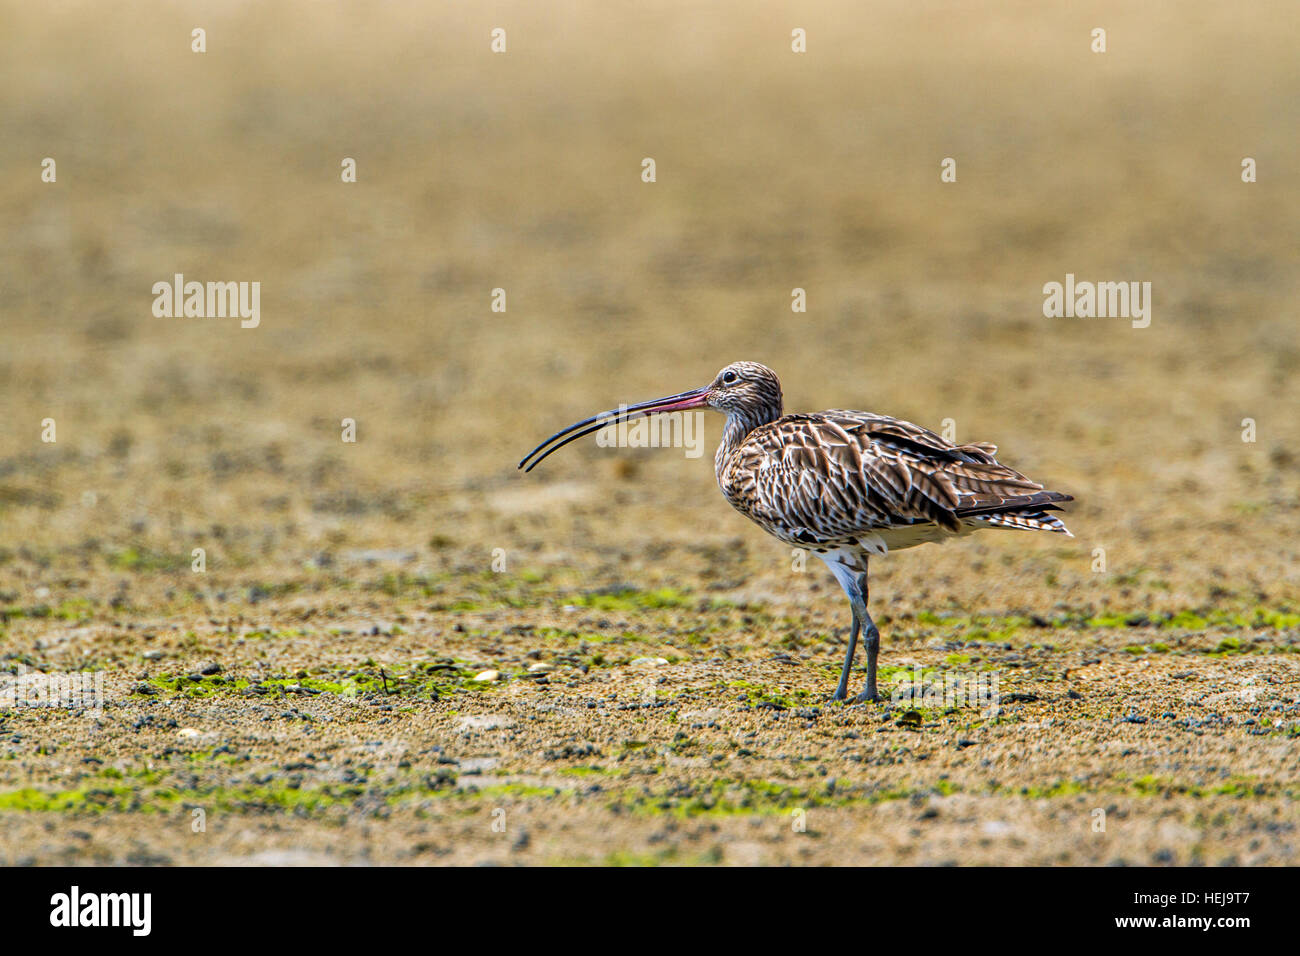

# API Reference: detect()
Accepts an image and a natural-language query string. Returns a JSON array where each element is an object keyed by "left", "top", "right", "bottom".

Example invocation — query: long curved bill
[{"left": 518, "top": 386, "right": 710, "bottom": 472}]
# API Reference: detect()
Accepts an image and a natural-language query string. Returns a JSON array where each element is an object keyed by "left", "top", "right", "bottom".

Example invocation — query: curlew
[{"left": 519, "top": 362, "right": 1073, "bottom": 704}]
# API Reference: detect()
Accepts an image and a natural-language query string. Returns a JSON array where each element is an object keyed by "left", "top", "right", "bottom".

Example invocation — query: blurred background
[{"left": 1, "top": 0, "right": 1297, "bottom": 616}]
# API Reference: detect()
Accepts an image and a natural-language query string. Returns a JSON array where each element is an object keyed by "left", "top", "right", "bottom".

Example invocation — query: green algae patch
[
  {"left": 142, "top": 673, "right": 251, "bottom": 698},
  {"left": 1, "top": 778, "right": 390, "bottom": 816},
  {"left": 571, "top": 587, "right": 692, "bottom": 611},
  {"left": 138, "top": 659, "right": 481, "bottom": 701},
  {"left": 1206, "top": 637, "right": 1242, "bottom": 656},
  {"left": 106, "top": 547, "right": 192, "bottom": 573},
  {"left": 1081, "top": 606, "right": 1300, "bottom": 634},
  {"left": 3, "top": 770, "right": 1289, "bottom": 822},
  {"left": 725, "top": 679, "right": 812, "bottom": 710},
  {"left": 1124, "top": 775, "right": 1282, "bottom": 799},
  {"left": 0, "top": 785, "right": 134, "bottom": 812},
  {"left": 559, "top": 765, "right": 616, "bottom": 778},
  {"left": 1, "top": 599, "right": 98, "bottom": 624},
  {"left": 1016, "top": 780, "right": 1088, "bottom": 799},
  {"left": 607, "top": 778, "right": 930, "bottom": 818}
]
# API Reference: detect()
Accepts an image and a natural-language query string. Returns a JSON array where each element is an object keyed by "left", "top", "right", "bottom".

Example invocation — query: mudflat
[{"left": 0, "top": 1, "right": 1296, "bottom": 865}]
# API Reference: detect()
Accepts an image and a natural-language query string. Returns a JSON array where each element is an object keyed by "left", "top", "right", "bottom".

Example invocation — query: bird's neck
[{"left": 714, "top": 404, "right": 782, "bottom": 479}]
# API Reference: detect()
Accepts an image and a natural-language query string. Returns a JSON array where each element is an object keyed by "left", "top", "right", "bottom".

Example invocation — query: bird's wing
[
  {"left": 821, "top": 409, "right": 999, "bottom": 463},
  {"left": 732, "top": 413, "right": 1070, "bottom": 539}
]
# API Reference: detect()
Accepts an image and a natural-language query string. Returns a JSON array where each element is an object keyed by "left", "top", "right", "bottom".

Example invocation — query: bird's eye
[{"left": 722, "top": 370, "right": 738, "bottom": 385}]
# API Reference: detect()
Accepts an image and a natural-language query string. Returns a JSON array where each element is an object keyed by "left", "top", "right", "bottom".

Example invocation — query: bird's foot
[
  {"left": 829, "top": 686, "right": 849, "bottom": 703},
  {"left": 852, "top": 687, "right": 882, "bottom": 705}
]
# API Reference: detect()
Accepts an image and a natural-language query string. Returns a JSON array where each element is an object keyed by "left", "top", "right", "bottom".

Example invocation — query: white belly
[{"left": 859, "top": 520, "right": 982, "bottom": 554}]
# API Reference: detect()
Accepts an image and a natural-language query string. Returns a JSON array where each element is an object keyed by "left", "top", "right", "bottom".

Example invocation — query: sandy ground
[{"left": 1, "top": 1, "right": 1298, "bottom": 865}]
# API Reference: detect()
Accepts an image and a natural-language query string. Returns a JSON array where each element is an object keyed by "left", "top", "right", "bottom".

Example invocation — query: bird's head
[
  {"left": 517, "top": 361, "right": 784, "bottom": 472},
  {"left": 702, "top": 361, "right": 784, "bottom": 420}
]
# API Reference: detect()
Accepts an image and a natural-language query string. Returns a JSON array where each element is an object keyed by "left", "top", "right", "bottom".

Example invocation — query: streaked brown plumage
[{"left": 520, "top": 361, "right": 1074, "bottom": 703}]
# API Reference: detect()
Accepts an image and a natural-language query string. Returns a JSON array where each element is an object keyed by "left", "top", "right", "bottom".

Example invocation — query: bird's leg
[
  {"left": 821, "top": 556, "right": 877, "bottom": 703},
  {"left": 853, "top": 609, "right": 882, "bottom": 703},
  {"left": 849, "top": 570, "right": 882, "bottom": 704},
  {"left": 832, "top": 608, "right": 860, "bottom": 701}
]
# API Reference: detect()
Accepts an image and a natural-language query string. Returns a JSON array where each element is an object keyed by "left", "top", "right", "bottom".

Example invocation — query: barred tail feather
[{"left": 978, "top": 510, "right": 1073, "bottom": 536}]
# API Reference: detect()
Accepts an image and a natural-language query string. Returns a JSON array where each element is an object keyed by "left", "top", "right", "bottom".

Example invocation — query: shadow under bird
[{"left": 518, "top": 361, "right": 1074, "bottom": 704}]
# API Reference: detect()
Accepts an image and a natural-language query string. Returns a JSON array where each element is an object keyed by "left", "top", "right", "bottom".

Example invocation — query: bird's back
[{"left": 717, "top": 409, "right": 1072, "bottom": 551}]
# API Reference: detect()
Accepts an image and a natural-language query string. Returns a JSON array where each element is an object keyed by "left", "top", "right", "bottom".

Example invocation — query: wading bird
[{"left": 519, "top": 362, "right": 1073, "bottom": 704}]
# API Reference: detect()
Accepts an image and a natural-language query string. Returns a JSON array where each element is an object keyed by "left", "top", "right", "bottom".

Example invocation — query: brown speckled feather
[{"left": 717, "top": 406, "right": 1072, "bottom": 551}]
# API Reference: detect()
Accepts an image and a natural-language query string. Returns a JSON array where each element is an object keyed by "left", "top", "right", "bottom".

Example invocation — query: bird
[{"left": 518, "top": 361, "right": 1073, "bottom": 704}]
